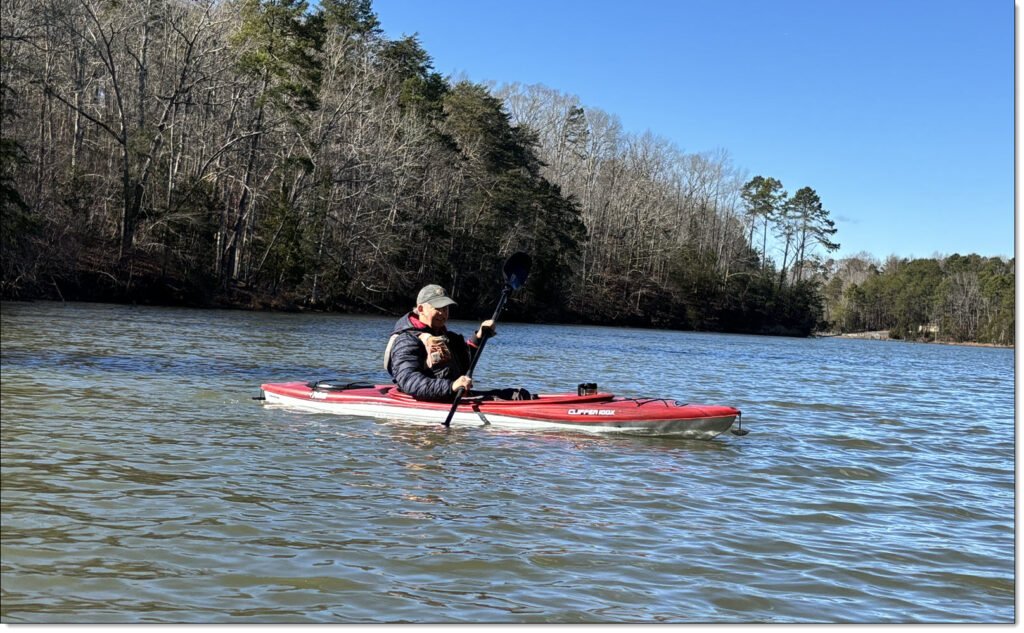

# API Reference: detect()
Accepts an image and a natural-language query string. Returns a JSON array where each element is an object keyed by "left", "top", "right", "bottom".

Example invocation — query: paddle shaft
[
  {"left": 443, "top": 283, "right": 512, "bottom": 426},
  {"left": 465, "top": 284, "right": 511, "bottom": 376}
]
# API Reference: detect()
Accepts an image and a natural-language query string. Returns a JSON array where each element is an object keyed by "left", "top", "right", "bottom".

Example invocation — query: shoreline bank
[{"left": 816, "top": 330, "right": 1013, "bottom": 349}]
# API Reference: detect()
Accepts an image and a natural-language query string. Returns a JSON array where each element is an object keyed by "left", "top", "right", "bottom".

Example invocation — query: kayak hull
[{"left": 259, "top": 382, "right": 741, "bottom": 440}]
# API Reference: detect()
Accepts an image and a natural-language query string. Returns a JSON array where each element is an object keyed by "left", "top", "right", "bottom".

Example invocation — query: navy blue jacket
[{"left": 386, "top": 313, "right": 481, "bottom": 401}]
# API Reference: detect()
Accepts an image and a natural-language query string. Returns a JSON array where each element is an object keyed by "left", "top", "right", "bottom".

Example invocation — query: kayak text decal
[
  {"left": 567, "top": 408, "right": 615, "bottom": 416},
  {"left": 310, "top": 391, "right": 328, "bottom": 400}
]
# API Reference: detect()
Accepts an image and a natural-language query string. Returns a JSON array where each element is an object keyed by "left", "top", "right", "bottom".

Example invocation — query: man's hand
[
  {"left": 452, "top": 375, "right": 473, "bottom": 392},
  {"left": 476, "top": 319, "right": 496, "bottom": 340},
  {"left": 419, "top": 333, "right": 451, "bottom": 368}
]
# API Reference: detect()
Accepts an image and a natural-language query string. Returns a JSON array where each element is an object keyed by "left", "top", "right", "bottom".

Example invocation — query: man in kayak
[{"left": 385, "top": 284, "right": 496, "bottom": 402}]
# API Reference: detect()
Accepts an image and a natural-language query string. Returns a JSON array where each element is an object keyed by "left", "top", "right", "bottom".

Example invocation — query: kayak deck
[{"left": 259, "top": 381, "right": 742, "bottom": 440}]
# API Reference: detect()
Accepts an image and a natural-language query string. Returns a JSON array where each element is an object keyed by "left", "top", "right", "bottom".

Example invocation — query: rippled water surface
[{"left": 1, "top": 301, "right": 1015, "bottom": 623}]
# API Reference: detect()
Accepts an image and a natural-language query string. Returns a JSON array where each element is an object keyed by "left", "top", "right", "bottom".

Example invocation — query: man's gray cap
[{"left": 416, "top": 284, "right": 457, "bottom": 308}]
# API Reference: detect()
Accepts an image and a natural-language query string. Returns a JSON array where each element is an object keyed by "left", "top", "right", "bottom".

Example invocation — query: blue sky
[{"left": 371, "top": 0, "right": 1013, "bottom": 261}]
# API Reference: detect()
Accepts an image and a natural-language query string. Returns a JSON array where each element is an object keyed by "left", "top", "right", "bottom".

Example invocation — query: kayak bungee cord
[{"left": 307, "top": 380, "right": 376, "bottom": 391}]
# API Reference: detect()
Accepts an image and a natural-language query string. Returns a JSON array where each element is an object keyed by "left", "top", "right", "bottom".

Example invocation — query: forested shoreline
[{"left": 1, "top": 0, "right": 1013, "bottom": 345}]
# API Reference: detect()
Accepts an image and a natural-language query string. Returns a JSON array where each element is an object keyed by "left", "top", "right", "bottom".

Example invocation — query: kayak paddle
[{"left": 443, "top": 252, "right": 531, "bottom": 427}]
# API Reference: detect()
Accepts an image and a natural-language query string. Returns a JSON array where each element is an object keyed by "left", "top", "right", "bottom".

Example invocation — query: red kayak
[{"left": 259, "top": 381, "right": 744, "bottom": 439}]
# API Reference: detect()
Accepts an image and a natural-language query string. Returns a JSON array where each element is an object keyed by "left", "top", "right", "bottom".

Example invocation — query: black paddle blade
[{"left": 503, "top": 252, "right": 531, "bottom": 289}]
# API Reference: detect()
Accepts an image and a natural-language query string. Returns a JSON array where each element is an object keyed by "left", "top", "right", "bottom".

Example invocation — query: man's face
[{"left": 417, "top": 303, "right": 449, "bottom": 330}]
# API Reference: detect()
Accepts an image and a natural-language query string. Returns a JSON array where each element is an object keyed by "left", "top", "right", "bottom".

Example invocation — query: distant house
[{"left": 917, "top": 324, "right": 939, "bottom": 334}]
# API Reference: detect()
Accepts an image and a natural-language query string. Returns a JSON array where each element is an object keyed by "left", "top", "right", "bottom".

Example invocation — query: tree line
[
  {"left": 0, "top": 0, "right": 1010, "bottom": 344},
  {"left": 823, "top": 253, "right": 1014, "bottom": 346}
]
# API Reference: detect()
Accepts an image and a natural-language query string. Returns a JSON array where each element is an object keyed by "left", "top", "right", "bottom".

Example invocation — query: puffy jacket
[{"left": 386, "top": 312, "right": 481, "bottom": 401}]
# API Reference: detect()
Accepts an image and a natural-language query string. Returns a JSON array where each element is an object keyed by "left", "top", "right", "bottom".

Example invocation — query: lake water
[{"left": 0, "top": 301, "right": 1015, "bottom": 623}]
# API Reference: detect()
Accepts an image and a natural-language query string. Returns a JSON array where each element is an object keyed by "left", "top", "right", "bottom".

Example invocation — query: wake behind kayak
[{"left": 258, "top": 380, "right": 745, "bottom": 440}]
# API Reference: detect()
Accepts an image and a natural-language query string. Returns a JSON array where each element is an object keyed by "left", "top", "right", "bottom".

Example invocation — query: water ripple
[{"left": 1, "top": 301, "right": 1014, "bottom": 623}]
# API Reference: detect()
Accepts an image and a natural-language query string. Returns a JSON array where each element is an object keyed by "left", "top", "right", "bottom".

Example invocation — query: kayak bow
[{"left": 259, "top": 381, "right": 742, "bottom": 439}]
